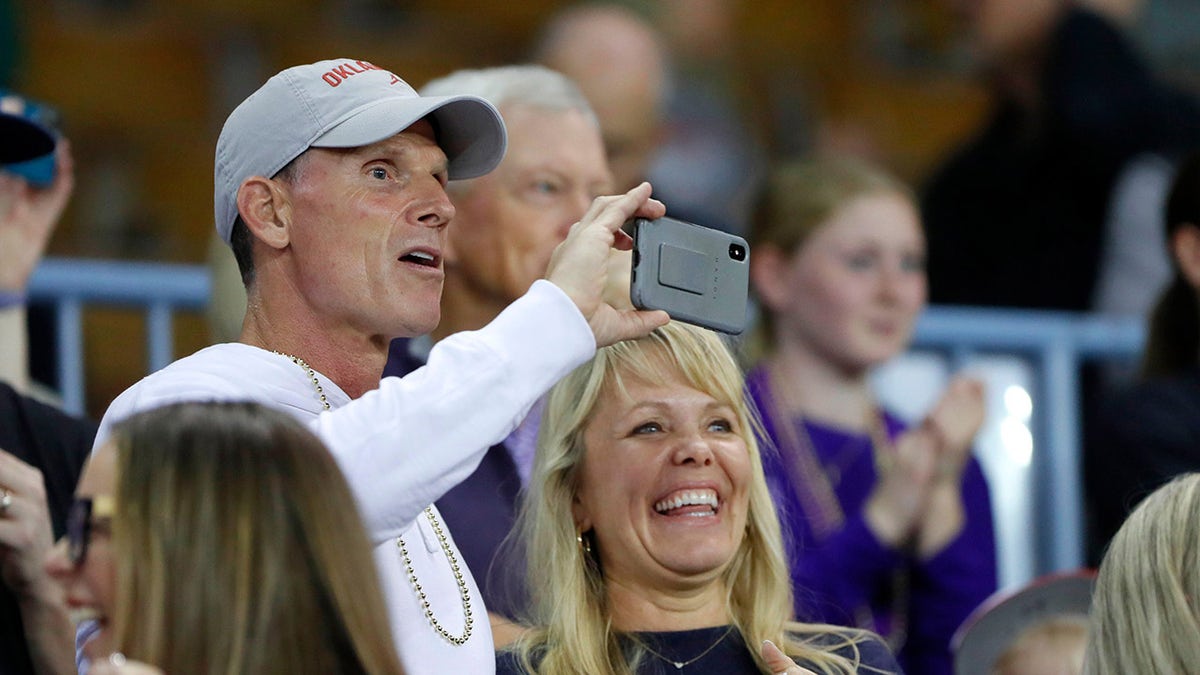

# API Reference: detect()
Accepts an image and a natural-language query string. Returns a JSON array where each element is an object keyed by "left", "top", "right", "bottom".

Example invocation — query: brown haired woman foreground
[
  {"left": 46, "top": 401, "right": 405, "bottom": 675},
  {"left": 498, "top": 322, "right": 901, "bottom": 674}
]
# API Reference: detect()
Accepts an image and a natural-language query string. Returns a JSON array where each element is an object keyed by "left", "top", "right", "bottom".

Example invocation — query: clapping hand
[{"left": 864, "top": 375, "right": 985, "bottom": 557}]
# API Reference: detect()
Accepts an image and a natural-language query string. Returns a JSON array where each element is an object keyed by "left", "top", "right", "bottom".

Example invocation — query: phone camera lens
[{"left": 729, "top": 243, "right": 746, "bottom": 261}]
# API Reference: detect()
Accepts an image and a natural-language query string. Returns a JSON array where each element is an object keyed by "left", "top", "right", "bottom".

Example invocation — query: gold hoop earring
[{"left": 576, "top": 530, "right": 593, "bottom": 556}]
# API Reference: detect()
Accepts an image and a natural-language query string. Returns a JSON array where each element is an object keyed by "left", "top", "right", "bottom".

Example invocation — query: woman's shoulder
[{"left": 789, "top": 627, "right": 904, "bottom": 674}]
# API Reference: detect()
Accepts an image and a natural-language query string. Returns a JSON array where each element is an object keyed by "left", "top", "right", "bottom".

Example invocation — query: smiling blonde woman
[{"left": 499, "top": 322, "right": 901, "bottom": 674}]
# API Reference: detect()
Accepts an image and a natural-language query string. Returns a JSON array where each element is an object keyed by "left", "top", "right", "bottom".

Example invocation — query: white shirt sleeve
[{"left": 311, "top": 279, "right": 594, "bottom": 543}]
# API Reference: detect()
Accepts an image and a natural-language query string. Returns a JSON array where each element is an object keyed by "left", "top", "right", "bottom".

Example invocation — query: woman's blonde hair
[
  {"left": 107, "top": 401, "right": 405, "bottom": 675},
  {"left": 1084, "top": 473, "right": 1200, "bottom": 674},
  {"left": 746, "top": 157, "right": 914, "bottom": 361},
  {"left": 509, "top": 321, "right": 874, "bottom": 674}
]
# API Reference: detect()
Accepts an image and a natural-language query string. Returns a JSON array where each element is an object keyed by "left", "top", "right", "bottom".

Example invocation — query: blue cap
[{"left": 0, "top": 91, "right": 58, "bottom": 186}]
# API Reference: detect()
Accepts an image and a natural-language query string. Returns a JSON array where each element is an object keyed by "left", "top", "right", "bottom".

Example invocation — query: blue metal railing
[
  {"left": 911, "top": 307, "right": 1144, "bottom": 575},
  {"left": 26, "top": 257, "right": 1147, "bottom": 576},
  {"left": 27, "top": 257, "right": 211, "bottom": 415}
]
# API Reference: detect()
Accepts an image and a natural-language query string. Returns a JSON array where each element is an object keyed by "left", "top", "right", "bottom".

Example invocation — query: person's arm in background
[
  {"left": 906, "top": 379, "right": 996, "bottom": 675},
  {"left": 0, "top": 141, "right": 73, "bottom": 393}
]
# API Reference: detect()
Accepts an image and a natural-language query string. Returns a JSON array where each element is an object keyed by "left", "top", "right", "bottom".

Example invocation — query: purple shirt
[{"left": 746, "top": 365, "right": 997, "bottom": 675}]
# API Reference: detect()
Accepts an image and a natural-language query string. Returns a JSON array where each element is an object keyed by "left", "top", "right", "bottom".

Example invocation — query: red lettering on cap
[{"left": 322, "top": 61, "right": 390, "bottom": 87}]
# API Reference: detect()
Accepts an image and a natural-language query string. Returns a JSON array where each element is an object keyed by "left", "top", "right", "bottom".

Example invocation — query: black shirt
[{"left": 496, "top": 624, "right": 904, "bottom": 674}]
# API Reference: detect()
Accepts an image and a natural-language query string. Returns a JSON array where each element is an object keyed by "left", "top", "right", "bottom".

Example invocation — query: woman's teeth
[{"left": 654, "top": 489, "right": 719, "bottom": 515}]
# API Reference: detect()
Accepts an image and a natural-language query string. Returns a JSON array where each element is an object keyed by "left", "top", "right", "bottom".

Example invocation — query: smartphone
[{"left": 629, "top": 216, "right": 750, "bottom": 335}]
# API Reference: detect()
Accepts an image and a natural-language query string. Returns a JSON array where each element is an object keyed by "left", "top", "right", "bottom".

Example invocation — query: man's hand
[{"left": 545, "top": 182, "right": 669, "bottom": 347}]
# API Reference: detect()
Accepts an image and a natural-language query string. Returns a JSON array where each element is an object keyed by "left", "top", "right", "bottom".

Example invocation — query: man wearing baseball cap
[{"left": 91, "top": 58, "right": 669, "bottom": 673}]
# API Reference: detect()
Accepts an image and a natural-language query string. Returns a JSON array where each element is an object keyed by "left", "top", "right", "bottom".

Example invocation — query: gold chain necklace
[
  {"left": 274, "top": 350, "right": 474, "bottom": 646},
  {"left": 639, "top": 626, "right": 734, "bottom": 670}
]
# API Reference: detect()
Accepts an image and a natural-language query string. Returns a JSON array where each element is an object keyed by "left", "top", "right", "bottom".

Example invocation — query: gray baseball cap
[{"left": 214, "top": 58, "right": 507, "bottom": 243}]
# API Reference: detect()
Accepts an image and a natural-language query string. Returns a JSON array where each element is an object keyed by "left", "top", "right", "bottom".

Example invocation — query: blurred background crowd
[{"left": 5, "top": 0, "right": 1200, "bottom": 413}]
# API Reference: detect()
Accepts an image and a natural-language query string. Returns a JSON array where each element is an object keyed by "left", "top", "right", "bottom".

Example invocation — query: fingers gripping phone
[{"left": 629, "top": 216, "right": 750, "bottom": 335}]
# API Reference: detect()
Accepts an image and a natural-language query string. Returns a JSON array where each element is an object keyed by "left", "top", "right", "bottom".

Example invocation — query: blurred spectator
[
  {"left": 0, "top": 94, "right": 95, "bottom": 675},
  {"left": 1086, "top": 152, "right": 1200, "bottom": 561},
  {"left": 534, "top": 1, "right": 766, "bottom": 235},
  {"left": 952, "top": 570, "right": 1095, "bottom": 675},
  {"left": 922, "top": 0, "right": 1200, "bottom": 311},
  {"left": 648, "top": 0, "right": 768, "bottom": 235},
  {"left": 1084, "top": 473, "right": 1200, "bottom": 674},
  {"left": 0, "top": 96, "right": 94, "bottom": 672},
  {"left": 532, "top": 3, "right": 668, "bottom": 194},
  {"left": 0, "top": 90, "right": 68, "bottom": 394},
  {"left": 745, "top": 157, "right": 996, "bottom": 675}
]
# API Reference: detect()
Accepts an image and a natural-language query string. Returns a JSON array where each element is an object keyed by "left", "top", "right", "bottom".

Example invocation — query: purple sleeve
[
  {"left": 902, "top": 457, "right": 998, "bottom": 675},
  {"left": 790, "top": 510, "right": 905, "bottom": 626}
]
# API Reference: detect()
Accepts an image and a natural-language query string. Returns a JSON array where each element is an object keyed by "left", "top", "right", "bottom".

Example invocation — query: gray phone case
[{"left": 629, "top": 216, "right": 750, "bottom": 335}]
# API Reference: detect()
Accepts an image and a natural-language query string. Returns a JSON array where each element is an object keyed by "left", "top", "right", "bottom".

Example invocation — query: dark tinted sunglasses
[{"left": 67, "top": 496, "right": 114, "bottom": 566}]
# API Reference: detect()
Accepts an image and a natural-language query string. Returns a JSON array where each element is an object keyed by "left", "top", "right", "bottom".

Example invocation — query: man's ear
[
  {"left": 235, "top": 176, "right": 292, "bottom": 251},
  {"left": 1172, "top": 223, "right": 1200, "bottom": 289},
  {"left": 749, "top": 243, "right": 792, "bottom": 313}
]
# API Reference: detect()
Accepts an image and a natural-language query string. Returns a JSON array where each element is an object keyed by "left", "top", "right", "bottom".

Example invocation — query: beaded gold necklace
[{"left": 275, "top": 351, "right": 474, "bottom": 645}]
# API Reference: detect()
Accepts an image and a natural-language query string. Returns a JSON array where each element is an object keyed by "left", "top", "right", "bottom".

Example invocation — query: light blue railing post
[
  {"left": 28, "top": 258, "right": 211, "bottom": 416},
  {"left": 54, "top": 299, "right": 84, "bottom": 416},
  {"left": 147, "top": 301, "right": 174, "bottom": 373},
  {"left": 1039, "top": 334, "right": 1084, "bottom": 573}
]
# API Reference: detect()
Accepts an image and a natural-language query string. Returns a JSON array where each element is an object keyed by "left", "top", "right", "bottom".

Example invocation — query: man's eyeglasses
[{"left": 67, "top": 496, "right": 114, "bottom": 566}]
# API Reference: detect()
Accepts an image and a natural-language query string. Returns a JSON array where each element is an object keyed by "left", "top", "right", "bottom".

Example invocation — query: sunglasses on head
[{"left": 67, "top": 496, "right": 114, "bottom": 566}]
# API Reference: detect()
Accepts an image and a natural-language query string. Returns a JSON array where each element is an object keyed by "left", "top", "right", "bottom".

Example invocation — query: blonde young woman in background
[
  {"left": 46, "top": 401, "right": 406, "bottom": 675},
  {"left": 1084, "top": 472, "right": 1200, "bottom": 674},
  {"left": 498, "top": 322, "right": 902, "bottom": 674},
  {"left": 744, "top": 158, "right": 997, "bottom": 675}
]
